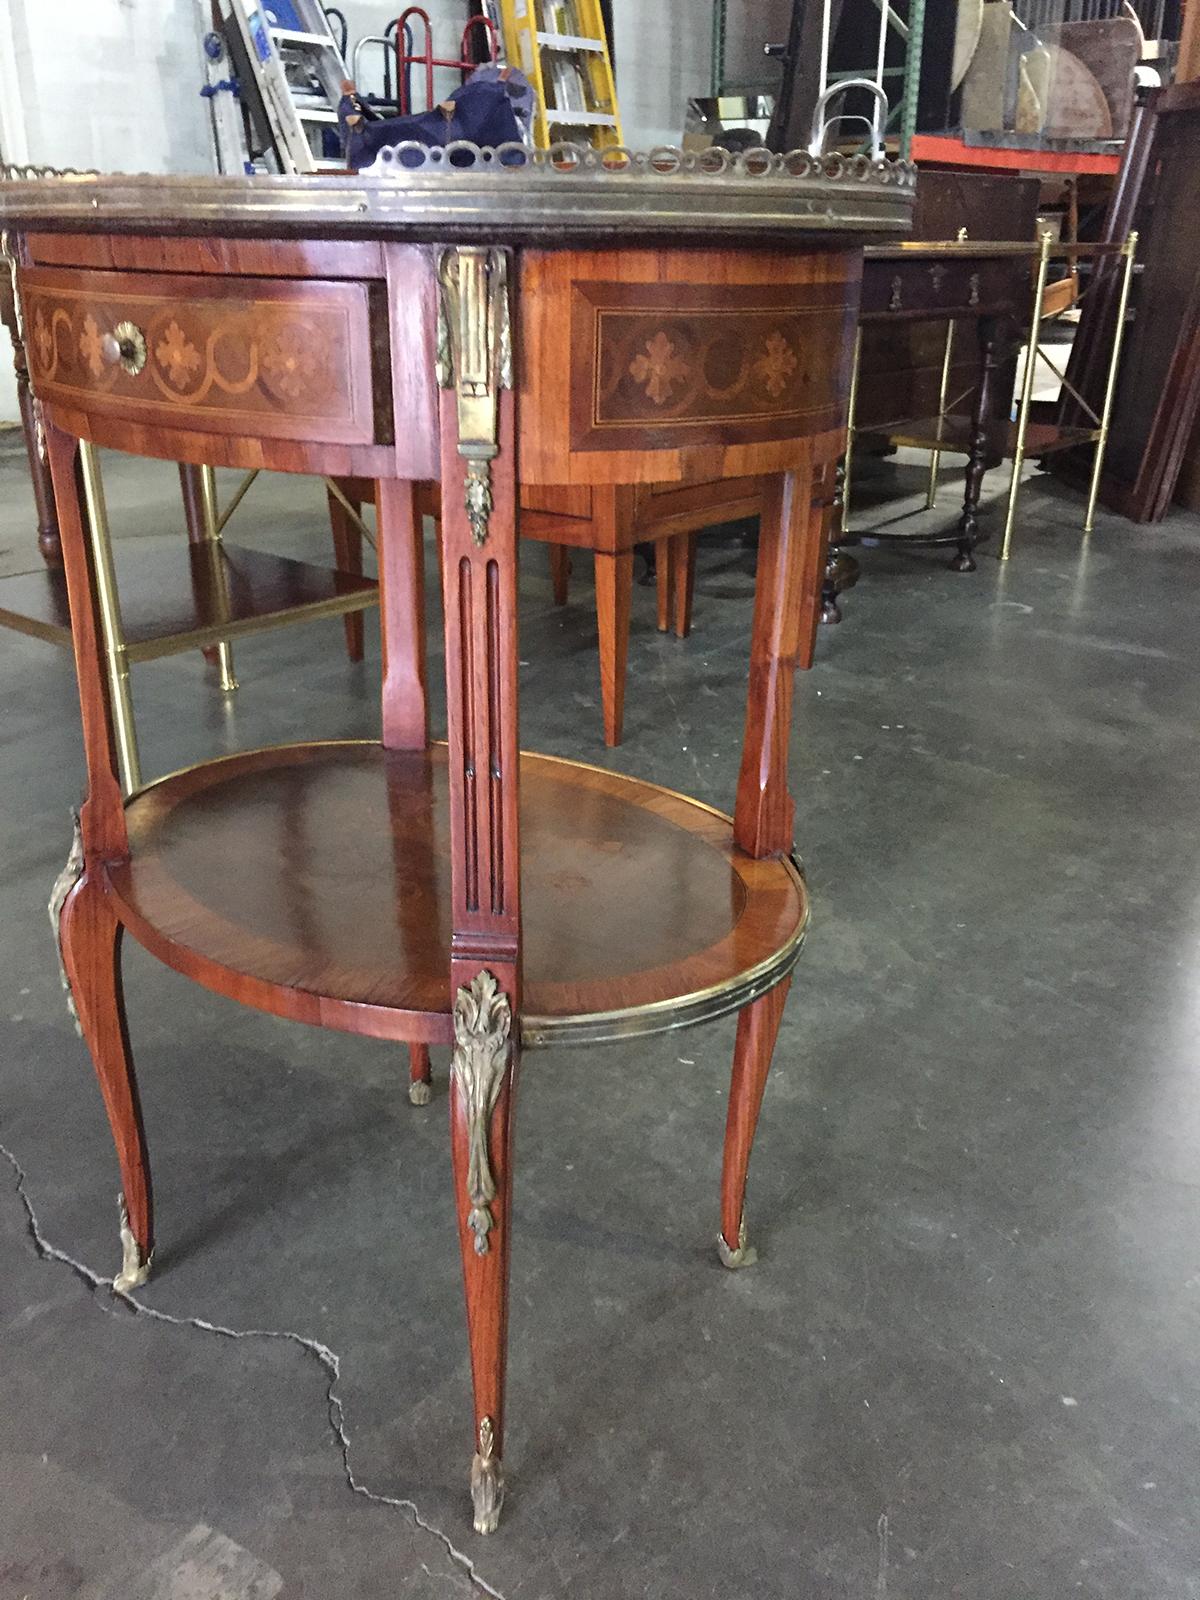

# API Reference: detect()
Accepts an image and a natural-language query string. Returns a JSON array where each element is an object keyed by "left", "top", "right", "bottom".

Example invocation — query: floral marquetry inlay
[
  {"left": 19, "top": 269, "right": 378, "bottom": 447},
  {"left": 259, "top": 323, "right": 330, "bottom": 402},
  {"left": 155, "top": 320, "right": 201, "bottom": 389},
  {"left": 79, "top": 314, "right": 105, "bottom": 377},
  {"left": 32, "top": 306, "right": 53, "bottom": 371},
  {"left": 755, "top": 330, "right": 799, "bottom": 398},
  {"left": 570, "top": 277, "right": 854, "bottom": 452},
  {"left": 628, "top": 330, "right": 690, "bottom": 407}
]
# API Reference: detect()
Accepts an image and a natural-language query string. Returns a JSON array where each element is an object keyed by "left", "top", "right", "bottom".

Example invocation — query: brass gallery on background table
[{"left": 0, "top": 146, "right": 913, "bottom": 1535}]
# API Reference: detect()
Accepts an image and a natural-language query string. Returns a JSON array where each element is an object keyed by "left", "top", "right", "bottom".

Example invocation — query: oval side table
[{"left": 1, "top": 146, "right": 913, "bottom": 1533}]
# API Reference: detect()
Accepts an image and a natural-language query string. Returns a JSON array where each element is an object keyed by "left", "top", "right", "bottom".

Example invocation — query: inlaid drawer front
[
  {"left": 19, "top": 267, "right": 382, "bottom": 445},
  {"left": 569, "top": 279, "right": 855, "bottom": 453}
]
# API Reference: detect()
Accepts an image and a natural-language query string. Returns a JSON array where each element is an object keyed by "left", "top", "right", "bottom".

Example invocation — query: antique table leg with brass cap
[
  {"left": 437, "top": 242, "right": 522, "bottom": 1533},
  {"left": 4, "top": 148, "right": 912, "bottom": 1534}
]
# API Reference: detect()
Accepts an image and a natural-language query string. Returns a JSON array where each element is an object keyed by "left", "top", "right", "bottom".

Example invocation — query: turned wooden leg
[
  {"left": 655, "top": 536, "right": 673, "bottom": 631},
  {"left": 951, "top": 314, "right": 1002, "bottom": 573},
  {"left": 718, "top": 978, "right": 790, "bottom": 1268},
  {"left": 594, "top": 549, "right": 632, "bottom": 747},
  {"left": 326, "top": 481, "right": 366, "bottom": 663},
  {"left": 449, "top": 974, "right": 518, "bottom": 1533},
  {"left": 672, "top": 531, "right": 697, "bottom": 639},
  {"left": 53, "top": 826, "right": 153, "bottom": 1292},
  {"left": 408, "top": 1042, "right": 433, "bottom": 1106},
  {"left": 548, "top": 543, "right": 571, "bottom": 606}
]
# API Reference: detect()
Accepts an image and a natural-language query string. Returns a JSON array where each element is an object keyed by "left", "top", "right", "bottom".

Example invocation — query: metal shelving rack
[{"left": 710, "top": 0, "right": 926, "bottom": 158}]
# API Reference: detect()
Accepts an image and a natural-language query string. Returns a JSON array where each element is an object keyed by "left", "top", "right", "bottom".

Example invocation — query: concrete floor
[{"left": 2, "top": 435, "right": 1199, "bottom": 1599}]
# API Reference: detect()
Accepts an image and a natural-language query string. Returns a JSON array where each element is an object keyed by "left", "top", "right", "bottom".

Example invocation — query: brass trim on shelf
[{"left": 520, "top": 897, "right": 808, "bottom": 1049}]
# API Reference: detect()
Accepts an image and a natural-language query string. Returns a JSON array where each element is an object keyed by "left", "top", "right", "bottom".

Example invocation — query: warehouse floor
[{"left": 2, "top": 437, "right": 1199, "bottom": 1599}]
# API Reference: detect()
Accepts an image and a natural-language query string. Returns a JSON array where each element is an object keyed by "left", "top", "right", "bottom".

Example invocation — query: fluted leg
[
  {"left": 55, "top": 849, "right": 152, "bottom": 1291},
  {"left": 718, "top": 979, "right": 790, "bottom": 1269}
]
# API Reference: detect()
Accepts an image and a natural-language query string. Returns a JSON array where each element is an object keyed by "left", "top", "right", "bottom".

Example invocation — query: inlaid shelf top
[
  {"left": 109, "top": 743, "right": 809, "bottom": 1049},
  {"left": 0, "top": 144, "right": 915, "bottom": 242}
]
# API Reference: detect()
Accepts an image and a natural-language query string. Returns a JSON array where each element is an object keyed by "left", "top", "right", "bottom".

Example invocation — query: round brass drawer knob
[{"left": 100, "top": 321, "right": 148, "bottom": 376}]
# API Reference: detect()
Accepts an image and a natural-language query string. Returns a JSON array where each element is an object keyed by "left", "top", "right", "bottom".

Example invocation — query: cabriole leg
[
  {"left": 52, "top": 820, "right": 153, "bottom": 1292},
  {"left": 718, "top": 978, "right": 790, "bottom": 1269}
]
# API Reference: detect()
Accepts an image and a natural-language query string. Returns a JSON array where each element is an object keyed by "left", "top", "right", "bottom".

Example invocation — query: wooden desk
[
  {"left": 850, "top": 239, "right": 1038, "bottom": 570},
  {"left": 1, "top": 148, "right": 912, "bottom": 1534},
  {"left": 829, "top": 170, "right": 1042, "bottom": 582}
]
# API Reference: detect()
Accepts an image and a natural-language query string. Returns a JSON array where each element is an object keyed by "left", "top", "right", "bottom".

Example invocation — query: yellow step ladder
[{"left": 497, "top": 0, "right": 622, "bottom": 149}]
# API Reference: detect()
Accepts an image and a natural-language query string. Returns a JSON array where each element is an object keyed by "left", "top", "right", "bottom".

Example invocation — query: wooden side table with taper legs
[{"left": 2, "top": 146, "right": 912, "bottom": 1535}]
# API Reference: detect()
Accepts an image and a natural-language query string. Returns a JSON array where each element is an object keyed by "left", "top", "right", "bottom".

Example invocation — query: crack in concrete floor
[{"left": 1, "top": 1140, "right": 506, "bottom": 1600}]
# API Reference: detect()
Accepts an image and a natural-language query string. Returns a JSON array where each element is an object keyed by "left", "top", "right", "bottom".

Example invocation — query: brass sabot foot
[
  {"left": 408, "top": 1078, "right": 432, "bottom": 1107},
  {"left": 113, "top": 1197, "right": 150, "bottom": 1294},
  {"left": 470, "top": 1417, "right": 505, "bottom": 1534},
  {"left": 717, "top": 1215, "right": 758, "bottom": 1270}
]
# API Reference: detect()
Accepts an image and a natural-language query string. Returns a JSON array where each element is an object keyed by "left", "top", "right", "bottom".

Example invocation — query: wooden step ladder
[{"left": 497, "top": 0, "right": 622, "bottom": 149}]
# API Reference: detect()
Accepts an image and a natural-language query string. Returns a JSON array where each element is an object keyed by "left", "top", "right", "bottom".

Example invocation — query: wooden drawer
[
  {"left": 19, "top": 266, "right": 387, "bottom": 446},
  {"left": 860, "top": 257, "right": 1025, "bottom": 321},
  {"left": 519, "top": 247, "right": 861, "bottom": 485}
]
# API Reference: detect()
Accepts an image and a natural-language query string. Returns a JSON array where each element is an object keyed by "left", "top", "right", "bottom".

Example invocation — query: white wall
[
  {"left": 7, "top": 0, "right": 212, "bottom": 176},
  {"left": 612, "top": 0, "right": 711, "bottom": 147},
  {"left": 0, "top": 0, "right": 711, "bottom": 420},
  {"left": 0, "top": 0, "right": 214, "bottom": 419}
]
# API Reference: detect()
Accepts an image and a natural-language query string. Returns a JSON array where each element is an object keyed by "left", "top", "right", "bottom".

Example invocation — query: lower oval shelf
[{"left": 108, "top": 742, "right": 809, "bottom": 1047}]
